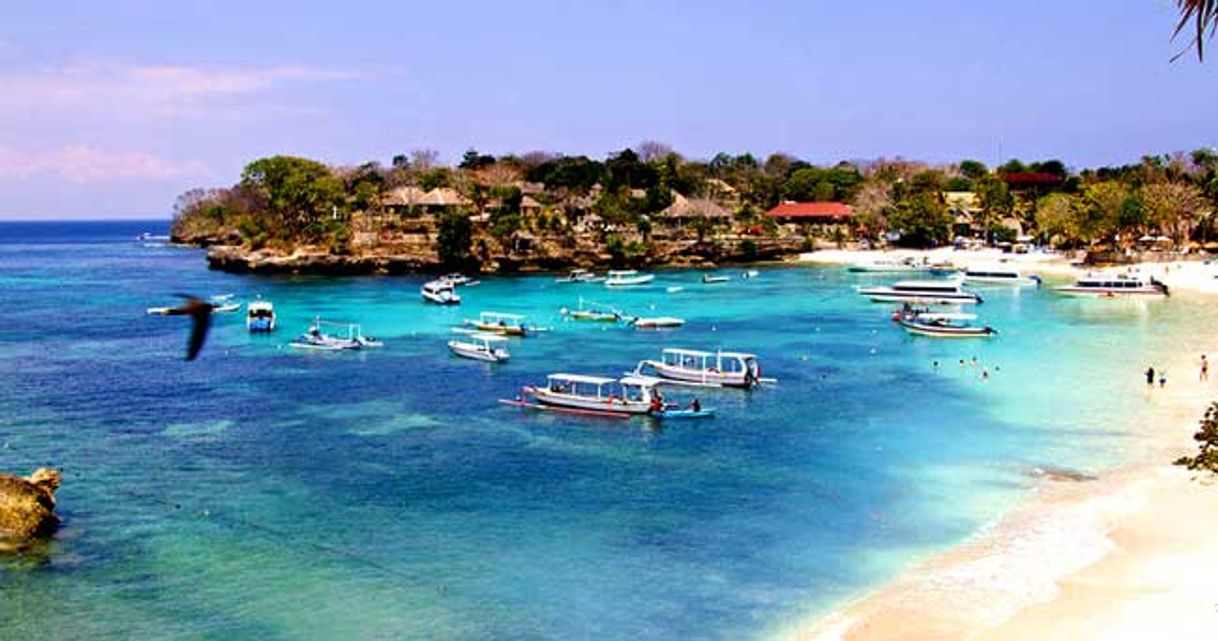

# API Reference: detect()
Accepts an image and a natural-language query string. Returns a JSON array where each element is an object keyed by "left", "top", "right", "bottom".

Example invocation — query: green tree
[
  {"left": 239, "top": 155, "right": 345, "bottom": 243},
  {"left": 1175, "top": 402, "right": 1218, "bottom": 473},
  {"left": 436, "top": 211, "right": 475, "bottom": 270},
  {"left": 888, "top": 191, "right": 951, "bottom": 247},
  {"left": 1034, "top": 193, "right": 1081, "bottom": 246},
  {"left": 1140, "top": 182, "right": 1207, "bottom": 244},
  {"left": 975, "top": 175, "right": 1014, "bottom": 242},
  {"left": 958, "top": 160, "right": 988, "bottom": 180}
]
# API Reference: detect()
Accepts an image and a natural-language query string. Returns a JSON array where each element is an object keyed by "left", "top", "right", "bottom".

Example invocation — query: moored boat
[
  {"left": 1054, "top": 273, "right": 1169, "bottom": 297},
  {"left": 422, "top": 279, "right": 461, "bottom": 305},
  {"left": 289, "top": 318, "right": 378, "bottom": 350},
  {"left": 442, "top": 273, "right": 478, "bottom": 286},
  {"left": 464, "top": 311, "right": 532, "bottom": 337},
  {"left": 631, "top": 348, "right": 766, "bottom": 388},
  {"left": 857, "top": 280, "right": 983, "bottom": 305},
  {"left": 847, "top": 256, "right": 929, "bottom": 273},
  {"left": 507, "top": 373, "right": 663, "bottom": 416},
  {"left": 898, "top": 312, "right": 996, "bottom": 338},
  {"left": 630, "top": 316, "right": 685, "bottom": 329},
  {"left": 962, "top": 265, "right": 1041, "bottom": 286},
  {"left": 604, "top": 269, "right": 655, "bottom": 287},
  {"left": 448, "top": 332, "right": 510, "bottom": 362},
  {"left": 246, "top": 300, "right": 276, "bottom": 332},
  {"left": 702, "top": 273, "right": 730, "bottom": 284},
  {"left": 555, "top": 269, "right": 604, "bottom": 284},
  {"left": 561, "top": 298, "right": 622, "bottom": 322}
]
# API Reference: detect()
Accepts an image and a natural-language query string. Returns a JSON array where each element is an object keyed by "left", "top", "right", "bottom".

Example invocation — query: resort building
[
  {"left": 383, "top": 186, "right": 472, "bottom": 216},
  {"left": 764, "top": 201, "right": 853, "bottom": 225}
]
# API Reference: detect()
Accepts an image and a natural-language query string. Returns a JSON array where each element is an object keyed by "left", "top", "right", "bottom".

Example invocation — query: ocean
[{"left": 0, "top": 221, "right": 1209, "bottom": 639}]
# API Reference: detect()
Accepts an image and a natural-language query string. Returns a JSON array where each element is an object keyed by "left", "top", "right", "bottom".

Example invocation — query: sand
[{"left": 778, "top": 252, "right": 1218, "bottom": 641}]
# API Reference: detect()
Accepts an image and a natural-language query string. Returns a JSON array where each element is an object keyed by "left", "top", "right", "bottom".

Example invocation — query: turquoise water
[{"left": 1, "top": 221, "right": 1210, "bottom": 639}]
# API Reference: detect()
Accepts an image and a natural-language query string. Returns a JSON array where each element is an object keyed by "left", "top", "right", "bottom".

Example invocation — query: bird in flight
[{"left": 163, "top": 295, "right": 216, "bottom": 360}]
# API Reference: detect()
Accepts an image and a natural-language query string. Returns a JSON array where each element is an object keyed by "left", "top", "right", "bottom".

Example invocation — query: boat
[
  {"left": 666, "top": 286, "right": 685, "bottom": 294},
  {"left": 421, "top": 279, "right": 461, "bottom": 305},
  {"left": 506, "top": 373, "right": 664, "bottom": 416},
  {"left": 442, "top": 273, "right": 478, "bottom": 286},
  {"left": 962, "top": 265, "right": 1041, "bottom": 286},
  {"left": 1054, "top": 273, "right": 1169, "bottom": 297},
  {"left": 630, "top": 316, "right": 686, "bottom": 329},
  {"left": 212, "top": 301, "right": 241, "bottom": 314},
  {"left": 631, "top": 348, "right": 766, "bottom": 389},
  {"left": 742, "top": 270, "right": 760, "bottom": 279},
  {"left": 650, "top": 406, "right": 715, "bottom": 419},
  {"left": 561, "top": 298, "right": 622, "bottom": 322},
  {"left": 136, "top": 232, "right": 170, "bottom": 242},
  {"left": 555, "top": 269, "right": 604, "bottom": 284},
  {"left": 448, "top": 332, "right": 510, "bottom": 362},
  {"left": 288, "top": 318, "right": 378, "bottom": 351},
  {"left": 898, "top": 312, "right": 996, "bottom": 338},
  {"left": 464, "top": 311, "right": 534, "bottom": 337},
  {"left": 857, "top": 280, "right": 983, "bottom": 305},
  {"left": 246, "top": 300, "right": 276, "bottom": 332},
  {"left": 604, "top": 269, "right": 655, "bottom": 287},
  {"left": 847, "top": 256, "right": 929, "bottom": 273},
  {"left": 702, "top": 274, "right": 730, "bottom": 284}
]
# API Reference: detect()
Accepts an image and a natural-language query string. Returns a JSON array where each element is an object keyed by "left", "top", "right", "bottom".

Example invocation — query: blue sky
[{"left": 1, "top": 0, "right": 1214, "bottom": 219}]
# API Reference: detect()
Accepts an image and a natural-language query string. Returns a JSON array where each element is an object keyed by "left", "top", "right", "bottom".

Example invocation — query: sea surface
[{"left": 1, "top": 220, "right": 1210, "bottom": 640}]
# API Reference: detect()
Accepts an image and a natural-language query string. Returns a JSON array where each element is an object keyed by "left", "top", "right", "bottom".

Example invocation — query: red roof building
[{"left": 764, "top": 201, "right": 854, "bottom": 222}]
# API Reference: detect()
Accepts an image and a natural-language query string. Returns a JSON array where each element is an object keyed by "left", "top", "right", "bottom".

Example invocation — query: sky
[{"left": 1, "top": 0, "right": 1215, "bottom": 219}]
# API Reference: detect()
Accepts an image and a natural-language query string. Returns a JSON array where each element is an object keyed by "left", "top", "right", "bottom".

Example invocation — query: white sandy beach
[{"left": 779, "top": 250, "right": 1218, "bottom": 641}]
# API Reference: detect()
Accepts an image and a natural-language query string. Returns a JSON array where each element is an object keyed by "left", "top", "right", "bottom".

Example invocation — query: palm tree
[{"left": 1174, "top": 0, "right": 1218, "bottom": 60}]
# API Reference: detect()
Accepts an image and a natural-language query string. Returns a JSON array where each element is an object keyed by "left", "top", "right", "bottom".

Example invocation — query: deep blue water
[{"left": 0, "top": 221, "right": 1207, "bottom": 639}]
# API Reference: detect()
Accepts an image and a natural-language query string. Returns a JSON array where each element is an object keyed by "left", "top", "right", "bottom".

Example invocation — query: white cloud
[{"left": 0, "top": 145, "right": 210, "bottom": 183}]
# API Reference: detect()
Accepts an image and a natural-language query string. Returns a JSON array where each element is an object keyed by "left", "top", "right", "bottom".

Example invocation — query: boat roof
[
  {"left": 893, "top": 280, "right": 962, "bottom": 288},
  {"left": 247, "top": 301, "right": 273, "bottom": 310},
  {"left": 661, "top": 348, "right": 756, "bottom": 360},
  {"left": 547, "top": 373, "right": 616, "bottom": 385},
  {"left": 479, "top": 311, "right": 525, "bottom": 321},
  {"left": 467, "top": 332, "right": 509, "bottom": 343},
  {"left": 619, "top": 375, "right": 661, "bottom": 387},
  {"left": 607, "top": 269, "right": 638, "bottom": 275},
  {"left": 916, "top": 312, "right": 977, "bottom": 321},
  {"left": 423, "top": 280, "right": 454, "bottom": 289}
]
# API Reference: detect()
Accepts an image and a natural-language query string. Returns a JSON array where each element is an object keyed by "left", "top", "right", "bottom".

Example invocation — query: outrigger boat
[
  {"left": 500, "top": 373, "right": 713, "bottom": 419},
  {"left": 246, "top": 300, "right": 275, "bottom": 332},
  {"left": 448, "top": 331, "right": 510, "bottom": 362},
  {"left": 421, "top": 279, "right": 461, "bottom": 305},
  {"left": 442, "top": 273, "right": 479, "bottom": 286},
  {"left": 702, "top": 273, "right": 730, "bottom": 284},
  {"left": 631, "top": 348, "right": 768, "bottom": 389},
  {"left": 604, "top": 269, "right": 655, "bottom": 287},
  {"left": 555, "top": 269, "right": 604, "bottom": 284},
  {"left": 561, "top": 297, "right": 623, "bottom": 322},
  {"left": 857, "top": 280, "right": 983, "bottom": 305},
  {"left": 1054, "top": 273, "right": 1169, "bottom": 298},
  {"left": 289, "top": 318, "right": 381, "bottom": 351},
  {"left": 898, "top": 311, "right": 996, "bottom": 338},
  {"left": 463, "top": 311, "right": 539, "bottom": 337}
]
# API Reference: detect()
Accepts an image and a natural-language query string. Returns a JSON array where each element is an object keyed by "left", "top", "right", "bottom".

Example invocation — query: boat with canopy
[{"left": 631, "top": 348, "right": 768, "bottom": 388}]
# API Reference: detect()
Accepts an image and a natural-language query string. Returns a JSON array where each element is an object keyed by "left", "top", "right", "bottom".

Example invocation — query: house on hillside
[
  {"left": 764, "top": 201, "right": 853, "bottom": 228},
  {"left": 943, "top": 191, "right": 982, "bottom": 237},
  {"left": 655, "top": 192, "right": 733, "bottom": 227},
  {"left": 383, "top": 186, "right": 472, "bottom": 216}
]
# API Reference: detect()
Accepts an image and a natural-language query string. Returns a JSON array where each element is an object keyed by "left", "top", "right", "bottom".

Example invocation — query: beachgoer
[
  {"left": 959, "top": 359, "right": 965, "bottom": 368},
  {"left": 932, "top": 360, "right": 940, "bottom": 370},
  {"left": 970, "top": 356, "right": 979, "bottom": 368},
  {"left": 1201, "top": 355, "right": 1209, "bottom": 382},
  {"left": 981, "top": 369, "right": 989, "bottom": 380},
  {"left": 1145, "top": 366, "right": 1155, "bottom": 386},
  {"left": 1159, "top": 373, "right": 1167, "bottom": 388},
  {"left": 649, "top": 396, "right": 662, "bottom": 413},
  {"left": 690, "top": 398, "right": 701, "bottom": 412}
]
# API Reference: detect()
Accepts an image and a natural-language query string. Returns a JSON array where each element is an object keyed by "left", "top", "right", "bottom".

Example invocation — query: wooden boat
[
  {"left": 631, "top": 348, "right": 768, "bottom": 388},
  {"left": 561, "top": 298, "right": 622, "bottom": 322},
  {"left": 509, "top": 373, "right": 662, "bottom": 415},
  {"left": 847, "top": 256, "right": 929, "bottom": 273},
  {"left": 604, "top": 269, "right": 655, "bottom": 287},
  {"left": 464, "top": 311, "right": 532, "bottom": 337},
  {"left": 898, "top": 312, "right": 996, "bottom": 338},
  {"left": 448, "top": 332, "right": 510, "bottom": 362}
]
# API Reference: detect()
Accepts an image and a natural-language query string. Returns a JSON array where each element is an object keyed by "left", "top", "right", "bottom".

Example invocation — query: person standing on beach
[
  {"left": 1145, "top": 366, "right": 1155, "bottom": 386},
  {"left": 1159, "top": 372, "right": 1167, "bottom": 388},
  {"left": 1201, "top": 355, "right": 1209, "bottom": 382}
]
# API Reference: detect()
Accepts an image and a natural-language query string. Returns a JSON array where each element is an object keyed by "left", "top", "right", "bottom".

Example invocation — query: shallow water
[{"left": 0, "top": 221, "right": 1210, "bottom": 639}]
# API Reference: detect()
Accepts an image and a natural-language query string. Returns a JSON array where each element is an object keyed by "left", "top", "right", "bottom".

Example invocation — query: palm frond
[{"left": 1172, "top": 0, "right": 1218, "bottom": 61}]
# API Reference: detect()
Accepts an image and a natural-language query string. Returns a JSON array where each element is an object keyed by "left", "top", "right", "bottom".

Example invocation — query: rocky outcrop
[{"left": 0, "top": 468, "right": 61, "bottom": 550}]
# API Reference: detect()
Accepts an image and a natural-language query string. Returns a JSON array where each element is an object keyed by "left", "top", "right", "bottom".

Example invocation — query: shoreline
[{"left": 776, "top": 284, "right": 1218, "bottom": 641}]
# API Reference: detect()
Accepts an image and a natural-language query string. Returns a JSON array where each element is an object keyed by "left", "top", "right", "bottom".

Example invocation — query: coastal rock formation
[{"left": 0, "top": 468, "right": 61, "bottom": 549}]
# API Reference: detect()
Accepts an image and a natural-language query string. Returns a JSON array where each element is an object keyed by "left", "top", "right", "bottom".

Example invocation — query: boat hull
[
  {"left": 466, "top": 321, "right": 527, "bottom": 336},
  {"left": 1053, "top": 287, "right": 1166, "bottom": 298},
  {"left": 448, "top": 341, "right": 509, "bottom": 362},
  {"left": 526, "top": 387, "right": 653, "bottom": 414},
  {"left": 604, "top": 275, "right": 655, "bottom": 287},
  {"left": 639, "top": 361, "right": 756, "bottom": 388},
  {"left": 899, "top": 320, "right": 995, "bottom": 338}
]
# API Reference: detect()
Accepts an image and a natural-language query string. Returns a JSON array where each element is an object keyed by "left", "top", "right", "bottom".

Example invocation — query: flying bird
[{"left": 163, "top": 295, "right": 216, "bottom": 361}]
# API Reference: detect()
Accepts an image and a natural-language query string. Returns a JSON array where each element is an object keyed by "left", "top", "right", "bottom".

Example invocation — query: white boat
[
  {"left": 847, "top": 256, "right": 929, "bottom": 273},
  {"left": 604, "top": 269, "right": 655, "bottom": 287},
  {"left": 246, "top": 300, "right": 275, "bottom": 332},
  {"left": 857, "top": 280, "right": 983, "bottom": 305},
  {"left": 962, "top": 265, "right": 1041, "bottom": 286},
  {"left": 289, "top": 318, "right": 379, "bottom": 350},
  {"left": 1054, "top": 273, "right": 1169, "bottom": 297},
  {"left": 666, "top": 286, "right": 685, "bottom": 294},
  {"left": 632, "top": 348, "right": 765, "bottom": 389},
  {"left": 630, "top": 316, "right": 685, "bottom": 329},
  {"left": 422, "top": 279, "right": 461, "bottom": 305},
  {"left": 464, "top": 311, "right": 533, "bottom": 337},
  {"left": 212, "top": 302, "right": 241, "bottom": 314},
  {"left": 742, "top": 270, "right": 760, "bottom": 279},
  {"left": 898, "top": 311, "right": 996, "bottom": 338},
  {"left": 702, "top": 274, "right": 730, "bottom": 284},
  {"left": 555, "top": 269, "right": 604, "bottom": 284},
  {"left": 442, "top": 273, "right": 478, "bottom": 286},
  {"left": 448, "top": 332, "right": 510, "bottom": 362},
  {"left": 509, "top": 373, "right": 663, "bottom": 416}
]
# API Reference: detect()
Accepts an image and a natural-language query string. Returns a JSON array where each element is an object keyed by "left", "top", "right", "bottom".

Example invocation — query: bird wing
[{"left": 186, "top": 306, "right": 212, "bottom": 361}]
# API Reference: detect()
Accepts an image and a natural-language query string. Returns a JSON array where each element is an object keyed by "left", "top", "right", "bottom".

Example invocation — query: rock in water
[{"left": 0, "top": 468, "right": 61, "bottom": 549}]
